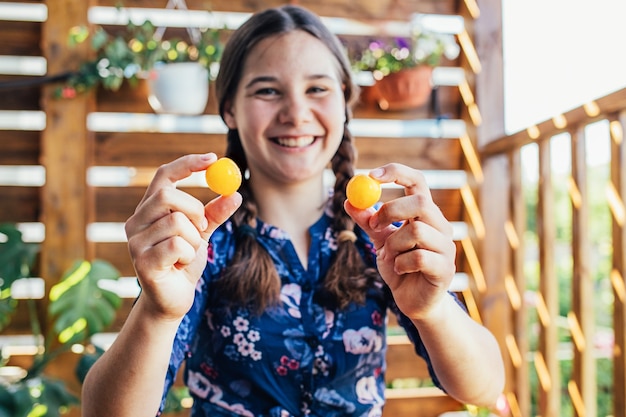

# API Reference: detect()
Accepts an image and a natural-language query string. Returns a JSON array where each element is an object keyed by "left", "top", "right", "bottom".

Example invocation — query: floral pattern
[{"left": 158, "top": 207, "right": 445, "bottom": 416}]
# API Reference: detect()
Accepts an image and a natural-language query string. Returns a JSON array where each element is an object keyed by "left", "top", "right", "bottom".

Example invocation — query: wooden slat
[
  {"left": 509, "top": 148, "right": 530, "bottom": 417},
  {"left": 382, "top": 389, "right": 462, "bottom": 417},
  {"left": 94, "top": 132, "right": 228, "bottom": 166},
  {"left": 93, "top": 131, "right": 461, "bottom": 172},
  {"left": 611, "top": 111, "right": 626, "bottom": 417},
  {"left": 95, "top": 0, "right": 457, "bottom": 20},
  {"left": 355, "top": 137, "right": 461, "bottom": 171},
  {"left": 385, "top": 338, "right": 431, "bottom": 381},
  {"left": 0, "top": 77, "right": 41, "bottom": 110},
  {"left": 0, "top": 186, "right": 40, "bottom": 222},
  {"left": 93, "top": 186, "right": 462, "bottom": 223},
  {"left": 94, "top": 242, "right": 134, "bottom": 277},
  {"left": 0, "top": 130, "right": 40, "bottom": 164},
  {"left": 0, "top": 21, "right": 42, "bottom": 56},
  {"left": 536, "top": 138, "right": 560, "bottom": 417},
  {"left": 570, "top": 126, "right": 596, "bottom": 417}
]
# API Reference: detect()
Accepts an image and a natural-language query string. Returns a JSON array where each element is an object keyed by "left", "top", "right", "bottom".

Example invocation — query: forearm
[
  {"left": 81, "top": 297, "right": 182, "bottom": 417},
  {"left": 412, "top": 295, "right": 505, "bottom": 407}
]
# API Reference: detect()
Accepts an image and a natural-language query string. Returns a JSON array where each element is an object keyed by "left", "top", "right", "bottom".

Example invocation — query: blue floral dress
[{"left": 159, "top": 204, "right": 445, "bottom": 417}]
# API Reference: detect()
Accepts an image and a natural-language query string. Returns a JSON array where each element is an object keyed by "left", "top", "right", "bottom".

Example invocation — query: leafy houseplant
[
  {"left": 0, "top": 223, "right": 122, "bottom": 417},
  {"left": 57, "top": 16, "right": 224, "bottom": 115},
  {"left": 351, "top": 18, "right": 460, "bottom": 111}
]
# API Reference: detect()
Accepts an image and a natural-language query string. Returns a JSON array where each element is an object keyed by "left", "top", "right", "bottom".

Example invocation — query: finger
[
  {"left": 371, "top": 163, "right": 433, "bottom": 201},
  {"left": 126, "top": 187, "right": 209, "bottom": 238},
  {"left": 140, "top": 153, "right": 218, "bottom": 206},
  {"left": 201, "top": 192, "right": 243, "bottom": 240},
  {"left": 394, "top": 249, "right": 456, "bottom": 285},
  {"left": 135, "top": 235, "right": 200, "bottom": 273},
  {"left": 344, "top": 200, "right": 396, "bottom": 249},
  {"left": 384, "top": 219, "right": 445, "bottom": 254}
]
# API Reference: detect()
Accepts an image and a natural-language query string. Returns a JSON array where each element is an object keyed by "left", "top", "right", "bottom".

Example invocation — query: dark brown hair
[{"left": 213, "top": 5, "right": 379, "bottom": 314}]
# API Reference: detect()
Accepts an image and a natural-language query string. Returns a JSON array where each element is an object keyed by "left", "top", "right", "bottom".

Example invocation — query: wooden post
[
  {"left": 611, "top": 111, "right": 626, "bottom": 417},
  {"left": 536, "top": 139, "right": 560, "bottom": 417},
  {"left": 570, "top": 127, "right": 596, "bottom": 417},
  {"left": 41, "top": 0, "right": 95, "bottom": 281},
  {"left": 472, "top": 0, "right": 511, "bottom": 408}
]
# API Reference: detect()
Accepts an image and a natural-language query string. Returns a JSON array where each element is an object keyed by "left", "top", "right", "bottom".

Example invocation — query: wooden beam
[
  {"left": 40, "top": 0, "right": 95, "bottom": 280},
  {"left": 481, "top": 88, "right": 626, "bottom": 158},
  {"left": 570, "top": 126, "right": 596, "bottom": 417}
]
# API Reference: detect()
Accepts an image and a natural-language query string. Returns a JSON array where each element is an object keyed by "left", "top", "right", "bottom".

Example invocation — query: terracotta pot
[
  {"left": 147, "top": 62, "right": 209, "bottom": 115},
  {"left": 375, "top": 66, "right": 433, "bottom": 111}
]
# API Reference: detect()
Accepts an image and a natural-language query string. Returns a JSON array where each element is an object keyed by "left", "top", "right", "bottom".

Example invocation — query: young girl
[{"left": 82, "top": 5, "right": 504, "bottom": 417}]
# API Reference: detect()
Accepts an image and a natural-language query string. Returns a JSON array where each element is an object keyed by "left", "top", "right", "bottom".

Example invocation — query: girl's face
[{"left": 223, "top": 30, "right": 346, "bottom": 187}]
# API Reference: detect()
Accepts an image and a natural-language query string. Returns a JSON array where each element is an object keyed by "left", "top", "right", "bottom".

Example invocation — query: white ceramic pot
[{"left": 147, "top": 62, "right": 209, "bottom": 115}]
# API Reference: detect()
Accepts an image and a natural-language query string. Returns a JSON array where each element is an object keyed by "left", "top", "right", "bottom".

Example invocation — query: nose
[{"left": 278, "top": 92, "right": 312, "bottom": 126}]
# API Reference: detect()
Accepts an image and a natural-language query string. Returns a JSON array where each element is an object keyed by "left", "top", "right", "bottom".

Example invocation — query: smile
[{"left": 273, "top": 136, "right": 317, "bottom": 148}]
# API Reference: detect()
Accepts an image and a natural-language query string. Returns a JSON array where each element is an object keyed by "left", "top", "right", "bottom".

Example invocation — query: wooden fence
[
  {"left": 480, "top": 88, "right": 626, "bottom": 417},
  {"left": 0, "top": 1, "right": 487, "bottom": 416}
]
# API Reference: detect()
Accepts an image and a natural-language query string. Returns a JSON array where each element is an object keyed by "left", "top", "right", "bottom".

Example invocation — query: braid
[
  {"left": 211, "top": 131, "right": 282, "bottom": 315},
  {"left": 323, "top": 126, "right": 381, "bottom": 309}
]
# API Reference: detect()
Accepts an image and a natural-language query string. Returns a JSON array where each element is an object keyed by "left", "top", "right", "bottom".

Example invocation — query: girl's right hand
[{"left": 124, "top": 153, "right": 242, "bottom": 322}]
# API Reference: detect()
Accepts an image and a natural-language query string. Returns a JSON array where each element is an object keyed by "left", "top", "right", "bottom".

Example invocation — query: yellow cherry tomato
[
  {"left": 346, "top": 174, "right": 381, "bottom": 209},
  {"left": 205, "top": 157, "right": 242, "bottom": 196}
]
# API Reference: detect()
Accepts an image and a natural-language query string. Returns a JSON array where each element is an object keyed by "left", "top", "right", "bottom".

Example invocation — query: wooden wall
[{"left": 0, "top": 1, "right": 484, "bottom": 416}]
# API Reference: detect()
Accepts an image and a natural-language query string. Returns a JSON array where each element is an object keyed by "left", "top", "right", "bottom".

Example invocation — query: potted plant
[
  {"left": 0, "top": 223, "right": 122, "bottom": 416},
  {"left": 351, "top": 15, "right": 460, "bottom": 111},
  {"left": 56, "top": 15, "right": 224, "bottom": 115}
]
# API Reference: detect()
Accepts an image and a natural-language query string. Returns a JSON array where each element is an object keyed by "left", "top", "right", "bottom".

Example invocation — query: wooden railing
[{"left": 479, "top": 87, "right": 626, "bottom": 417}]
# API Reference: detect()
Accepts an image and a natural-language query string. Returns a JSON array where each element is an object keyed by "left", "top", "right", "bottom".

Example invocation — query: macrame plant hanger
[{"left": 153, "top": 0, "right": 202, "bottom": 46}]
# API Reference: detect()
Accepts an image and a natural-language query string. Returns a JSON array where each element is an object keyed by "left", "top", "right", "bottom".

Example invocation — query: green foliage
[
  {"left": 0, "top": 224, "right": 122, "bottom": 415},
  {"left": 0, "top": 376, "right": 79, "bottom": 417},
  {"left": 57, "top": 14, "right": 224, "bottom": 98},
  {"left": 0, "top": 224, "right": 39, "bottom": 331},
  {"left": 48, "top": 260, "right": 121, "bottom": 346}
]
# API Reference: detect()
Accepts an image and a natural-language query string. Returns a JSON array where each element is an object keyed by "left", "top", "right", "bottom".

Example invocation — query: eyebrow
[{"left": 244, "top": 74, "right": 336, "bottom": 89}]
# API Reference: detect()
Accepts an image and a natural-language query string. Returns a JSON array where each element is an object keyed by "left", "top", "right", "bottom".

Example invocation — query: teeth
[{"left": 276, "top": 136, "right": 315, "bottom": 147}]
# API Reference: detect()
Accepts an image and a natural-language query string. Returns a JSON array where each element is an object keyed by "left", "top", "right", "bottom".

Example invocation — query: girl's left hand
[{"left": 345, "top": 163, "right": 457, "bottom": 321}]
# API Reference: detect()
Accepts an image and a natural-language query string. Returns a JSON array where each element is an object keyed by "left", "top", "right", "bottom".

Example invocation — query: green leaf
[
  {"left": 48, "top": 260, "right": 121, "bottom": 347},
  {"left": 0, "top": 223, "right": 39, "bottom": 289}
]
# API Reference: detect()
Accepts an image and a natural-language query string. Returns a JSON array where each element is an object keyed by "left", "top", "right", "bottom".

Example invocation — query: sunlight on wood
[
  {"left": 606, "top": 181, "right": 625, "bottom": 227},
  {"left": 461, "top": 288, "right": 482, "bottom": 324},
  {"left": 468, "top": 103, "right": 482, "bottom": 126},
  {"left": 504, "top": 220, "right": 519, "bottom": 250},
  {"left": 457, "top": 30, "right": 481, "bottom": 74},
  {"left": 527, "top": 125, "right": 540, "bottom": 140},
  {"left": 610, "top": 119, "right": 623, "bottom": 145},
  {"left": 568, "top": 177, "right": 582, "bottom": 209},
  {"left": 566, "top": 311, "right": 586, "bottom": 352},
  {"left": 460, "top": 184, "right": 485, "bottom": 238},
  {"left": 583, "top": 101, "right": 600, "bottom": 118},
  {"left": 461, "top": 237, "right": 486, "bottom": 293},
  {"left": 552, "top": 114, "right": 567, "bottom": 129},
  {"left": 505, "top": 334, "right": 522, "bottom": 368},
  {"left": 534, "top": 351, "right": 552, "bottom": 392},
  {"left": 567, "top": 380, "right": 586, "bottom": 417},
  {"left": 463, "top": 0, "right": 480, "bottom": 18},
  {"left": 535, "top": 293, "right": 551, "bottom": 328},
  {"left": 459, "top": 133, "right": 484, "bottom": 183},
  {"left": 504, "top": 273, "right": 521, "bottom": 310},
  {"left": 505, "top": 391, "right": 523, "bottom": 417},
  {"left": 610, "top": 269, "right": 626, "bottom": 303}
]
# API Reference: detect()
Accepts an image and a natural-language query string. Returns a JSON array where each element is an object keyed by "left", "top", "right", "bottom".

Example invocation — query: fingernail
[
  {"left": 369, "top": 215, "right": 379, "bottom": 230},
  {"left": 200, "top": 153, "right": 216, "bottom": 161},
  {"left": 201, "top": 217, "right": 209, "bottom": 230},
  {"left": 370, "top": 168, "right": 384, "bottom": 179}
]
